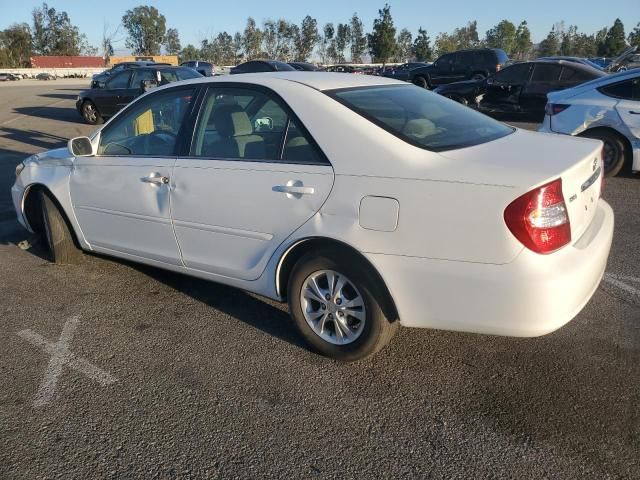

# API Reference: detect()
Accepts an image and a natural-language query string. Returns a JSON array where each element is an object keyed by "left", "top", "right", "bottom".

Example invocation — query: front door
[
  {"left": 614, "top": 77, "right": 640, "bottom": 139},
  {"left": 481, "top": 63, "right": 532, "bottom": 113},
  {"left": 70, "top": 85, "right": 197, "bottom": 265},
  {"left": 94, "top": 71, "right": 133, "bottom": 117},
  {"left": 171, "top": 85, "right": 334, "bottom": 281},
  {"left": 520, "top": 63, "right": 562, "bottom": 117}
]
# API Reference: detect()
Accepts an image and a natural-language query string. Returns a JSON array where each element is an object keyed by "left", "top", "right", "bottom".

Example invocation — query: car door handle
[
  {"left": 272, "top": 184, "right": 315, "bottom": 195},
  {"left": 630, "top": 111, "right": 640, "bottom": 115},
  {"left": 141, "top": 174, "right": 169, "bottom": 185}
]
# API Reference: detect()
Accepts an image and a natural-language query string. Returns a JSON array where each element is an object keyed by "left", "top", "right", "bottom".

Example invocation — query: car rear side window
[
  {"left": 599, "top": 77, "right": 640, "bottom": 100},
  {"left": 191, "top": 87, "right": 327, "bottom": 164},
  {"left": 328, "top": 85, "right": 513, "bottom": 151},
  {"left": 494, "top": 63, "right": 531, "bottom": 83},
  {"left": 559, "top": 67, "right": 593, "bottom": 82},
  {"left": 530, "top": 64, "right": 562, "bottom": 82}
]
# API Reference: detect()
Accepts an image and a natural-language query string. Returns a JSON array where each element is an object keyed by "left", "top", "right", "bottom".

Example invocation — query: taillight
[
  {"left": 496, "top": 64, "right": 501, "bottom": 72},
  {"left": 504, "top": 178, "right": 571, "bottom": 254},
  {"left": 545, "top": 103, "right": 570, "bottom": 116}
]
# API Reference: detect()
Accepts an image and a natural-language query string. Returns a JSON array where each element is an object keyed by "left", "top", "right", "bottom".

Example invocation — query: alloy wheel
[{"left": 300, "top": 269, "right": 366, "bottom": 345}]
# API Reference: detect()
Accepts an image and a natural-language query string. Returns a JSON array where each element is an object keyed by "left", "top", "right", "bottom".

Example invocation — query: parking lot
[{"left": 0, "top": 79, "right": 639, "bottom": 479}]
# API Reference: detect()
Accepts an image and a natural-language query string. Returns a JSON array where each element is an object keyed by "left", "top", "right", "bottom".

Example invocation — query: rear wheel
[
  {"left": 580, "top": 129, "right": 629, "bottom": 177},
  {"left": 82, "top": 100, "right": 102, "bottom": 125},
  {"left": 40, "top": 191, "right": 83, "bottom": 264},
  {"left": 287, "top": 250, "right": 398, "bottom": 361},
  {"left": 413, "top": 76, "right": 429, "bottom": 89}
]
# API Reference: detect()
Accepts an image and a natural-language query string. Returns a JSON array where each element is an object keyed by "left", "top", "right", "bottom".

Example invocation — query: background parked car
[
  {"left": 180, "top": 60, "right": 214, "bottom": 76},
  {"left": 382, "top": 62, "right": 430, "bottom": 81},
  {"left": 77, "top": 66, "right": 202, "bottom": 124},
  {"left": 409, "top": 48, "right": 509, "bottom": 89},
  {"left": 230, "top": 60, "right": 296, "bottom": 74},
  {"left": 288, "top": 62, "right": 320, "bottom": 71},
  {"left": 606, "top": 46, "right": 640, "bottom": 72},
  {"left": 540, "top": 69, "right": 640, "bottom": 176},
  {"left": 91, "top": 61, "right": 169, "bottom": 88},
  {"left": 538, "top": 56, "right": 604, "bottom": 71},
  {"left": 434, "top": 60, "right": 604, "bottom": 120},
  {"left": 36, "top": 72, "right": 56, "bottom": 80},
  {"left": 590, "top": 57, "right": 613, "bottom": 69}
]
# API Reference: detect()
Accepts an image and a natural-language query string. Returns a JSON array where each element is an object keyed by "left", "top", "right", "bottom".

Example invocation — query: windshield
[{"left": 327, "top": 85, "right": 513, "bottom": 152}]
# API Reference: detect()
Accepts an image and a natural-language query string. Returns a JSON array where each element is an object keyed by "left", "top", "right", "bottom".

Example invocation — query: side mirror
[
  {"left": 142, "top": 79, "right": 158, "bottom": 92},
  {"left": 68, "top": 137, "right": 94, "bottom": 157}
]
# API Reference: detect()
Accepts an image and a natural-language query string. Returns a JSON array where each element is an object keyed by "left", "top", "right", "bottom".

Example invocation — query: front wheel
[
  {"left": 40, "top": 191, "right": 83, "bottom": 264},
  {"left": 287, "top": 250, "right": 398, "bottom": 361}
]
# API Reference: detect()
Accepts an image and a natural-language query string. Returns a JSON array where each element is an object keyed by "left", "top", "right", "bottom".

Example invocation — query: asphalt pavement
[{"left": 0, "top": 79, "right": 638, "bottom": 479}]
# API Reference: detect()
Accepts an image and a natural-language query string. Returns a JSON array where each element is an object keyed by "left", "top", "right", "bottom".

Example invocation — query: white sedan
[
  {"left": 540, "top": 69, "right": 640, "bottom": 176},
  {"left": 12, "top": 73, "right": 614, "bottom": 361}
]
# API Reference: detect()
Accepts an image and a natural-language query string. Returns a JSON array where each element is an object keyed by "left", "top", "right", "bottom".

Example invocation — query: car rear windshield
[{"left": 327, "top": 85, "right": 513, "bottom": 152}]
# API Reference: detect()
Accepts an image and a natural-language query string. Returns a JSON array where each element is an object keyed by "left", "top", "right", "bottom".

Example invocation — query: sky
[{"left": 0, "top": 0, "right": 637, "bottom": 55}]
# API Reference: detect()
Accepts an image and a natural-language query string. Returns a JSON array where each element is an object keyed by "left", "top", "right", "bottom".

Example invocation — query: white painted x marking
[
  {"left": 17, "top": 316, "right": 117, "bottom": 407},
  {"left": 603, "top": 273, "right": 640, "bottom": 298}
]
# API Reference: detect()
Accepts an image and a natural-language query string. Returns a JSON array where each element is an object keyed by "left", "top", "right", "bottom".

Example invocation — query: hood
[{"left": 24, "top": 147, "right": 74, "bottom": 167}]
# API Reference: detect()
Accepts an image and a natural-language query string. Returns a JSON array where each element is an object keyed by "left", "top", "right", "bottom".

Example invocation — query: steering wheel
[{"left": 144, "top": 130, "right": 177, "bottom": 154}]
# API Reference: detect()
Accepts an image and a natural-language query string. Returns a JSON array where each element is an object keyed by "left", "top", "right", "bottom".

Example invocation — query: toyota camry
[{"left": 12, "top": 73, "right": 614, "bottom": 361}]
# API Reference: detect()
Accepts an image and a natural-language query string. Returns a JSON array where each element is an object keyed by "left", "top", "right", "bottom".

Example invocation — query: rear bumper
[{"left": 366, "top": 200, "right": 614, "bottom": 337}]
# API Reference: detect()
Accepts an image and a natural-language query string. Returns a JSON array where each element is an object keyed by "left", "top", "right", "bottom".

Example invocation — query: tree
[
  {"left": 513, "top": 21, "right": 532, "bottom": 59},
  {"left": 0, "top": 23, "right": 32, "bottom": 67},
  {"left": 452, "top": 21, "right": 479, "bottom": 50},
  {"left": 242, "top": 17, "right": 263, "bottom": 61},
  {"left": 262, "top": 19, "right": 294, "bottom": 60},
  {"left": 233, "top": 32, "right": 243, "bottom": 63},
  {"left": 164, "top": 28, "right": 181, "bottom": 55},
  {"left": 599, "top": 18, "right": 627, "bottom": 56},
  {"left": 537, "top": 26, "right": 560, "bottom": 57},
  {"left": 395, "top": 28, "right": 412, "bottom": 61},
  {"left": 100, "top": 23, "right": 122, "bottom": 64},
  {"left": 485, "top": 20, "right": 517, "bottom": 55},
  {"left": 335, "top": 23, "right": 351, "bottom": 63},
  {"left": 320, "top": 23, "right": 337, "bottom": 64},
  {"left": 293, "top": 15, "right": 319, "bottom": 62},
  {"left": 179, "top": 44, "right": 199, "bottom": 63},
  {"left": 413, "top": 27, "right": 432, "bottom": 61},
  {"left": 350, "top": 13, "right": 367, "bottom": 63},
  {"left": 122, "top": 5, "right": 167, "bottom": 56},
  {"left": 629, "top": 23, "right": 640, "bottom": 47},
  {"left": 368, "top": 4, "right": 397, "bottom": 66},
  {"left": 434, "top": 32, "right": 457, "bottom": 57},
  {"left": 31, "top": 3, "right": 85, "bottom": 56}
]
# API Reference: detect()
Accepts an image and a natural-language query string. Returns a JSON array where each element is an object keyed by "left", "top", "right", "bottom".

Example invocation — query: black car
[
  {"left": 409, "top": 48, "right": 509, "bottom": 88},
  {"left": 288, "top": 62, "right": 319, "bottom": 71},
  {"left": 382, "top": 62, "right": 430, "bottom": 81},
  {"left": 91, "top": 61, "right": 170, "bottom": 88},
  {"left": 180, "top": 60, "right": 214, "bottom": 76},
  {"left": 537, "top": 56, "right": 604, "bottom": 71},
  {"left": 77, "top": 66, "right": 202, "bottom": 124},
  {"left": 230, "top": 60, "right": 296, "bottom": 74},
  {"left": 433, "top": 60, "right": 605, "bottom": 119}
]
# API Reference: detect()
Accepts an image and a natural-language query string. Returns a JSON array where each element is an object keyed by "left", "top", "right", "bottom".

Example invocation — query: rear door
[
  {"left": 430, "top": 54, "right": 454, "bottom": 85},
  {"left": 171, "top": 85, "right": 334, "bottom": 280},
  {"left": 481, "top": 63, "right": 532, "bottom": 112},
  {"left": 520, "top": 63, "right": 563, "bottom": 116}
]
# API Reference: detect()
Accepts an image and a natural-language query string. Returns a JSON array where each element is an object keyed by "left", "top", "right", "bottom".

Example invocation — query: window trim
[
  {"left": 325, "top": 84, "right": 514, "bottom": 153},
  {"left": 185, "top": 82, "right": 331, "bottom": 166},
  {"left": 95, "top": 84, "right": 200, "bottom": 159}
]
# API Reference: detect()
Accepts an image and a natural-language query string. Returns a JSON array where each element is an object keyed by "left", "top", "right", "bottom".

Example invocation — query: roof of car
[{"left": 190, "top": 72, "right": 403, "bottom": 91}]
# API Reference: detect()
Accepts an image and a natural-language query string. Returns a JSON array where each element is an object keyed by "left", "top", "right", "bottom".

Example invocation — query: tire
[
  {"left": 40, "top": 191, "right": 83, "bottom": 264},
  {"left": 580, "top": 129, "right": 629, "bottom": 177},
  {"left": 412, "top": 75, "right": 429, "bottom": 89},
  {"left": 471, "top": 73, "right": 486, "bottom": 81},
  {"left": 81, "top": 100, "right": 103, "bottom": 125},
  {"left": 287, "top": 249, "right": 398, "bottom": 361}
]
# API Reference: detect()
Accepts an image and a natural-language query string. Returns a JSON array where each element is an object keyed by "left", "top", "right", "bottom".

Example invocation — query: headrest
[
  {"left": 285, "top": 136, "right": 309, "bottom": 148},
  {"left": 403, "top": 118, "right": 436, "bottom": 140},
  {"left": 211, "top": 104, "right": 253, "bottom": 137}
]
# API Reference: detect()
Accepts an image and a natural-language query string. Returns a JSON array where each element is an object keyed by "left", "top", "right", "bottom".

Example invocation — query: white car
[
  {"left": 12, "top": 73, "right": 614, "bottom": 361},
  {"left": 539, "top": 69, "right": 640, "bottom": 176}
]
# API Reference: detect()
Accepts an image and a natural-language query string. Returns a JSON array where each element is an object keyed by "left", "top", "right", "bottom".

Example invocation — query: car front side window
[
  {"left": 98, "top": 87, "right": 195, "bottom": 157},
  {"left": 106, "top": 71, "right": 132, "bottom": 89}
]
